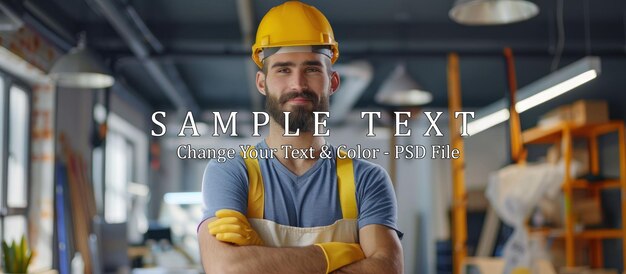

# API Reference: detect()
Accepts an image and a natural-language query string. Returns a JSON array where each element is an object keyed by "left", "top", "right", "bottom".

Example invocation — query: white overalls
[{"left": 241, "top": 147, "right": 360, "bottom": 247}]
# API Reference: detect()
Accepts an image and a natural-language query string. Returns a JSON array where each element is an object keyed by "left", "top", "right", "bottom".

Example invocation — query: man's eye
[
  {"left": 277, "top": 68, "right": 290, "bottom": 73},
  {"left": 305, "top": 67, "right": 322, "bottom": 73}
]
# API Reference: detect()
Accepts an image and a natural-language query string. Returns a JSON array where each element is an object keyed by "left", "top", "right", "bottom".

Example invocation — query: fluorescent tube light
[
  {"left": 163, "top": 192, "right": 202, "bottom": 205},
  {"left": 467, "top": 109, "right": 510, "bottom": 136},
  {"left": 515, "top": 70, "right": 597, "bottom": 113},
  {"left": 466, "top": 56, "right": 600, "bottom": 136}
]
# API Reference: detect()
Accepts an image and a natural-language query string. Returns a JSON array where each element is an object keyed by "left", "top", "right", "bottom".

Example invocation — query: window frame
[
  {"left": 91, "top": 102, "right": 149, "bottom": 228},
  {"left": 103, "top": 112, "right": 148, "bottom": 224},
  {"left": 0, "top": 70, "right": 33, "bottom": 243}
]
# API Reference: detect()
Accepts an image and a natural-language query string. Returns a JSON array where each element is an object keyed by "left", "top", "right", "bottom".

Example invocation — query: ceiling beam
[
  {"left": 91, "top": 0, "right": 200, "bottom": 115},
  {"left": 2, "top": 0, "right": 75, "bottom": 51}
]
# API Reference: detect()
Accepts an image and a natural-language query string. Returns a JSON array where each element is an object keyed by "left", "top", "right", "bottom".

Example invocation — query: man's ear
[
  {"left": 330, "top": 70, "right": 340, "bottom": 95},
  {"left": 256, "top": 71, "right": 267, "bottom": 95}
]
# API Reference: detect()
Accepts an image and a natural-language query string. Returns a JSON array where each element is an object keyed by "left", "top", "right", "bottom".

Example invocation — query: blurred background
[{"left": 1, "top": 0, "right": 626, "bottom": 273}]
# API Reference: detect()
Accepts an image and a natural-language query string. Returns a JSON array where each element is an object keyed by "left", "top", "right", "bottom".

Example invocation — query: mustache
[{"left": 279, "top": 90, "right": 319, "bottom": 104}]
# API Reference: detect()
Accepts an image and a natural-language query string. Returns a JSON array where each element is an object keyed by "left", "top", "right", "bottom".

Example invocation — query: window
[
  {"left": 0, "top": 76, "right": 4, "bottom": 213},
  {"left": 8, "top": 86, "right": 29, "bottom": 208},
  {"left": 0, "top": 53, "right": 54, "bottom": 272},
  {"left": 92, "top": 104, "right": 149, "bottom": 243},
  {"left": 0, "top": 73, "right": 31, "bottom": 247},
  {"left": 105, "top": 131, "right": 135, "bottom": 223}
]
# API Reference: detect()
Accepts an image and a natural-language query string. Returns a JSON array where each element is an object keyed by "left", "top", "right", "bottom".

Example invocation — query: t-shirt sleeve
[
  {"left": 199, "top": 157, "right": 248, "bottom": 229},
  {"left": 355, "top": 161, "right": 403, "bottom": 239}
]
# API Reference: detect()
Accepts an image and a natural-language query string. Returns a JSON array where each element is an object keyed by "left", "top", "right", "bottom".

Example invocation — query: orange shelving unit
[{"left": 522, "top": 120, "right": 626, "bottom": 270}]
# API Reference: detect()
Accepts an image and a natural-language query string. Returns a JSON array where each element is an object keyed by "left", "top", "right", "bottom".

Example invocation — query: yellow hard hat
[{"left": 251, "top": 1, "right": 339, "bottom": 68}]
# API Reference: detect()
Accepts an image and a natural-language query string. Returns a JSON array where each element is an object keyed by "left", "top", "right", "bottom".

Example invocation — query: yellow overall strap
[
  {"left": 243, "top": 147, "right": 357, "bottom": 220},
  {"left": 337, "top": 150, "right": 358, "bottom": 219},
  {"left": 241, "top": 146, "right": 264, "bottom": 219}
]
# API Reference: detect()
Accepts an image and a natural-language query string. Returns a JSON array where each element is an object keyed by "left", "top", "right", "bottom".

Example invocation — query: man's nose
[{"left": 289, "top": 70, "right": 308, "bottom": 91}]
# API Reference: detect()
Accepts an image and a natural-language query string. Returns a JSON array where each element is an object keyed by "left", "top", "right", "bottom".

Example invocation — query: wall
[{"left": 55, "top": 88, "right": 94, "bottom": 161}]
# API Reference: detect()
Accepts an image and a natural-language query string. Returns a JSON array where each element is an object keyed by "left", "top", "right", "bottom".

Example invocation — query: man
[{"left": 197, "top": 2, "right": 403, "bottom": 273}]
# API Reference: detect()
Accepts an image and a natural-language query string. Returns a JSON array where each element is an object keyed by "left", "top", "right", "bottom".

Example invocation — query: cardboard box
[
  {"left": 572, "top": 189, "right": 603, "bottom": 226},
  {"left": 538, "top": 100, "right": 609, "bottom": 128},
  {"left": 545, "top": 144, "right": 589, "bottom": 176},
  {"left": 571, "top": 100, "right": 609, "bottom": 125},
  {"left": 574, "top": 199, "right": 603, "bottom": 226},
  {"left": 539, "top": 105, "right": 572, "bottom": 127}
]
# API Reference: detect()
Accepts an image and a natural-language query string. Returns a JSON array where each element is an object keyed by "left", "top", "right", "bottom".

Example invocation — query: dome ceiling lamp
[
  {"left": 449, "top": 0, "right": 539, "bottom": 26},
  {"left": 49, "top": 33, "right": 115, "bottom": 89},
  {"left": 375, "top": 63, "right": 432, "bottom": 107}
]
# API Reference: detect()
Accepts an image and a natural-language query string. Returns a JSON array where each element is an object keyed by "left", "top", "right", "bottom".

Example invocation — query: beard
[{"left": 265, "top": 87, "right": 329, "bottom": 133}]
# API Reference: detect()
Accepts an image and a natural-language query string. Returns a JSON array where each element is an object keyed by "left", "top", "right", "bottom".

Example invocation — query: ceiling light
[
  {"left": 376, "top": 63, "right": 432, "bottom": 107},
  {"left": 467, "top": 56, "right": 600, "bottom": 136},
  {"left": 163, "top": 192, "right": 202, "bottom": 205},
  {"left": 449, "top": 0, "right": 539, "bottom": 26},
  {"left": 49, "top": 34, "right": 114, "bottom": 89},
  {"left": 515, "top": 70, "right": 597, "bottom": 113},
  {"left": 467, "top": 109, "right": 510, "bottom": 136}
]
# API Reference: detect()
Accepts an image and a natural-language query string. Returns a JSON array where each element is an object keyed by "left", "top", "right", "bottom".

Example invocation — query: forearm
[
  {"left": 332, "top": 224, "right": 404, "bottom": 274},
  {"left": 331, "top": 254, "right": 402, "bottom": 274},
  {"left": 199, "top": 224, "right": 326, "bottom": 274},
  {"left": 221, "top": 244, "right": 326, "bottom": 274}
]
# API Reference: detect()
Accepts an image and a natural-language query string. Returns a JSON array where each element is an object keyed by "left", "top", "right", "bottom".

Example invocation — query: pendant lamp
[
  {"left": 49, "top": 33, "right": 114, "bottom": 89},
  {"left": 449, "top": 0, "right": 539, "bottom": 26},
  {"left": 375, "top": 63, "right": 432, "bottom": 107}
]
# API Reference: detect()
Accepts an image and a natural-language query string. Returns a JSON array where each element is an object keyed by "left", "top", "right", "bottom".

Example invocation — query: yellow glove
[
  {"left": 208, "top": 209, "right": 264, "bottom": 246},
  {"left": 314, "top": 242, "right": 365, "bottom": 274}
]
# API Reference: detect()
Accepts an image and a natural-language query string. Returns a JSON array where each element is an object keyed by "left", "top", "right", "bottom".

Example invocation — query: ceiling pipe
[
  {"left": 91, "top": 0, "right": 200, "bottom": 115},
  {"left": 236, "top": 0, "right": 262, "bottom": 111},
  {"left": 124, "top": 5, "right": 164, "bottom": 53},
  {"left": 104, "top": 40, "right": 626, "bottom": 60}
]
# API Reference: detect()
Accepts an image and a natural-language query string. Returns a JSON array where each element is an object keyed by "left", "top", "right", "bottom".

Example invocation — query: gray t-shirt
[{"left": 200, "top": 141, "right": 402, "bottom": 237}]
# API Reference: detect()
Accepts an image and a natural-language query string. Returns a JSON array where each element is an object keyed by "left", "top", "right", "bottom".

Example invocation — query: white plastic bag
[{"left": 486, "top": 161, "right": 579, "bottom": 273}]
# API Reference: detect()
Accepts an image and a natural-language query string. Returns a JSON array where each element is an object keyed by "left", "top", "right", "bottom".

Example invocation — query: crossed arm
[{"left": 197, "top": 218, "right": 403, "bottom": 274}]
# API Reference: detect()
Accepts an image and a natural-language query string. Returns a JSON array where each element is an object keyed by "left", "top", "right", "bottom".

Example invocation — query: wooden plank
[
  {"left": 522, "top": 121, "right": 624, "bottom": 145},
  {"left": 569, "top": 179, "right": 621, "bottom": 190},
  {"left": 447, "top": 53, "right": 467, "bottom": 274},
  {"left": 504, "top": 48, "right": 525, "bottom": 163},
  {"left": 590, "top": 239, "right": 603, "bottom": 268},
  {"left": 59, "top": 133, "right": 95, "bottom": 274},
  {"left": 580, "top": 229, "right": 623, "bottom": 239},
  {"left": 618, "top": 124, "right": 626, "bottom": 272},
  {"left": 529, "top": 228, "right": 623, "bottom": 239},
  {"left": 522, "top": 123, "right": 565, "bottom": 144},
  {"left": 589, "top": 134, "right": 599, "bottom": 175},
  {"left": 562, "top": 127, "right": 575, "bottom": 267}
]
